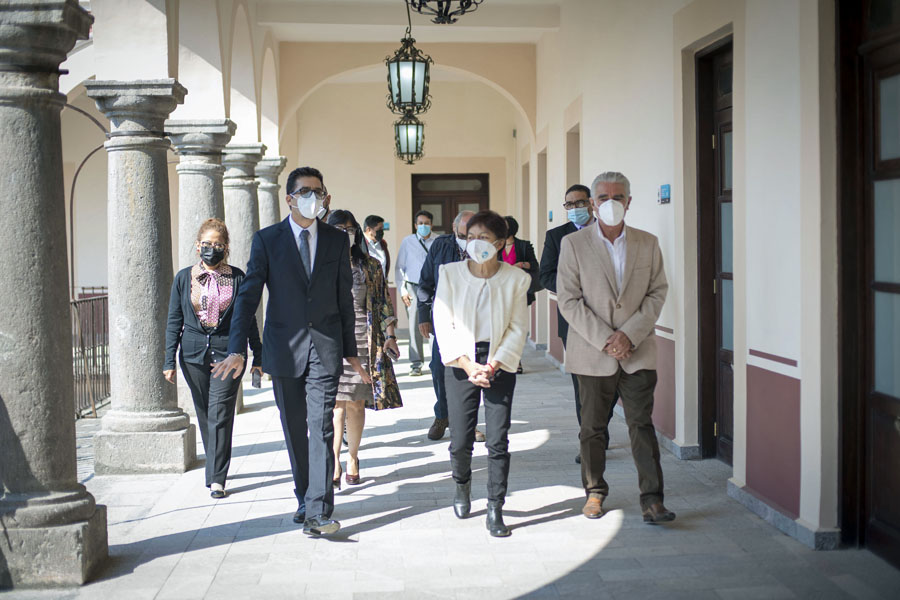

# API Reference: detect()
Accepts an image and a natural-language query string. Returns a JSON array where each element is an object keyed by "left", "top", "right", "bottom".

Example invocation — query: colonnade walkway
[{"left": 9, "top": 344, "right": 900, "bottom": 600}]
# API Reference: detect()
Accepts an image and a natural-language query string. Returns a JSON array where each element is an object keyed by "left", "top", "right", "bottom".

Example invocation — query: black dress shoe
[
  {"left": 575, "top": 453, "right": 581, "bottom": 464},
  {"left": 292, "top": 507, "right": 306, "bottom": 524},
  {"left": 303, "top": 516, "right": 341, "bottom": 536},
  {"left": 453, "top": 481, "right": 471, "bottom": 519},
  {"left": 486, "top": 501, "right": 510, "bottom": 537}
]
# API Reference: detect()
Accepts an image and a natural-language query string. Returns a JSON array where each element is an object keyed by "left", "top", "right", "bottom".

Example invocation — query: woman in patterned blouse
[
  {"left": 164, "top": 219, "right": 262, "bottom": 499},
  {"left": 326, "top": 210, "right": 403, "bottom": 488}
]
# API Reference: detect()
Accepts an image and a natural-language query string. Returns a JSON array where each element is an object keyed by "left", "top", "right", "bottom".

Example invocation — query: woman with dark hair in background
[
  {"left": 326, "top": 209, "right": 403, "bottom": 488},
  {"left": 501, "top": 215, "right": 541, "bottom": 373},
  {"left": 164, "top": 218, "right": 262, "bottom": 499},
  {"left": 433, "top": 210, "right": 530, "bottom": 537}
]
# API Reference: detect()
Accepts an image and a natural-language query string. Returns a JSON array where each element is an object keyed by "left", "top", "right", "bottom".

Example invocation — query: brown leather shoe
[
  {"left": 474, "top": 429, "right": 486, "bottom": 443},
  {"left": 427, "top": 418, "right": 449, "bottom": 440},
  {"left": 582, "top": 496, "right": 604, "bottom": 519},
  {"left": 642, "top": 502, "right": 676, "bottom": 523}
]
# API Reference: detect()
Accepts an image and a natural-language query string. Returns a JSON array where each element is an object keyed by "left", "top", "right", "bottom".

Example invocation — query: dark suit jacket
[
  {"left": 227, "top": 217, "right": 357, "bottom": 378},
  {"left": 499, "top": 237, "right": 542, "bottom": 305},
  {"left": 539, "top": 221, "right": 578, "bottom": 343},
  {"left": 379, "top": 238, "right": 391, "bottom": 278},
  {"left": 416, "top": 233, "right": 464, "bottom": 326},
  {"left": 164, "top": 265, "right": 262, "bottom": 370}
]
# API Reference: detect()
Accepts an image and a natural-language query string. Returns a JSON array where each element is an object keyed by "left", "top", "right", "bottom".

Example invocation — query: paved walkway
[{"left": 9, "top": 343, "right": 900, "bottom": 599}]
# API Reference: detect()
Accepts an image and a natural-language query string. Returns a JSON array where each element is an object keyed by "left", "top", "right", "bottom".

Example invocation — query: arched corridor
[{"left": 9, "top": 340, "right": 900, "bottom": 599}]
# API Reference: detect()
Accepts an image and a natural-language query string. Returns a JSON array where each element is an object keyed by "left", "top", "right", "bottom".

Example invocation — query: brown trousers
[{"left": 576, "top": 368, "right": 664, "bottom": 510}]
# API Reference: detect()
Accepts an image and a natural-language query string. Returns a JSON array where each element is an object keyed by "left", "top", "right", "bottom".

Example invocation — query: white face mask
[
  {"left": 347, "top": 231, "right": 356, "bottom": 248},
  {"left": 596, "top": 199, "right": 626, "bottom": 227},
  {"left": 467, "top": 239, "right": 499, "bottom": 264},
  {"left": 455, "top": 236, "right": 468, "bottom": 253},
  {"left": 292, "top": 193, "right": 323, "bottom": 220}
]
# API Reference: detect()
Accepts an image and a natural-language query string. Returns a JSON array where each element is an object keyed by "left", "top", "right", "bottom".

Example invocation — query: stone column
[
  {"left": 84, "top": 79, "right": 196, "bottom": 474},
  {"left": 222, "top": 143, "right": 266, "bottom": 413},
  {"left": 0, "top": 1, "right": 108, "bottom": 587},
  {"left": 256, "top": 156, "right": 287, "bottom": 229},
  {"left": 166, "top": 120, "right": 236, "bottom": 418},
  {"left": 165, "top": 119, "right": 236, "bottom": 268}
]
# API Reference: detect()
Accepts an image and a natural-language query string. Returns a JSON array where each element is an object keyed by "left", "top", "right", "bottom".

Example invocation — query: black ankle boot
[
  {"left": 453, "top": 481, "right": 471, "bottom": 519},
  {"left": 486, "top": 501, "right": 510, "bottom": 537}
]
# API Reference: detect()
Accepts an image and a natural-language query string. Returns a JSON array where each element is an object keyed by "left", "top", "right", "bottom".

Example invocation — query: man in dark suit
[
  {"left": 213, "top": 166, "right": 369, "bottom": 537},
  {"left": 540, "top": 184, "right": 616, "bottom": 463}
]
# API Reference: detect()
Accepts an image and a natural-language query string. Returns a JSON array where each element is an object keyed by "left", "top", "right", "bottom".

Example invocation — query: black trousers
[
  {"left": 445, "top": 343, "right": 516, "bottom": 504},
  {"left": 577, "top": 368, "right": 664, "bottom": 510},
  {"left": 180, "top": 352, "right": 244, "bottom": 487},
  {"left": 272, "top": 345, "right": 338, "bottom": 519}
]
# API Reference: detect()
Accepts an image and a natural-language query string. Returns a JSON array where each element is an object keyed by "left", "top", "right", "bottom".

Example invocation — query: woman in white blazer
[{"left": 433, "top": 210, "right": 531, "bottom": 537}]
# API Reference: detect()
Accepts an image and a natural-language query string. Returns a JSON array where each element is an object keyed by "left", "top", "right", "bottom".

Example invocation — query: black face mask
[
  {"left": 200, "top": 246, "right": 226, "bottom": 267},
  {"left": 374, "top": 229, "right": 385, "bottom": 242}
]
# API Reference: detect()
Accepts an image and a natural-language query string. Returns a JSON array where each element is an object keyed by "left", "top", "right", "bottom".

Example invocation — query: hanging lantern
[
  {"left": 407, "top": 0, "right": 485, "bottom": 24},
  {"left": 385, "top": 30, "right": 433, "bottom": 114},
  {"left": 394, "top": 111, "right": 425, "bottom": 164}
]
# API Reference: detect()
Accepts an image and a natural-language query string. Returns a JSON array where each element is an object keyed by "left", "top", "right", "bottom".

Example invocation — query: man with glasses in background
[
  {"left": 214, "top": 166, "right": 369, "bottom": 537},
  {"left": 540, "top": 184, "right": 617, "bottom": 464},
  {"left": 395, "top": 210, "right": 435, "bottom": 377}
]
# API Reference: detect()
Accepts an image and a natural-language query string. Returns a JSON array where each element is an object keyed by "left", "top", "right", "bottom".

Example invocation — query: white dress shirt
[
  {"left": 289, "top": 215, "right": 318, "bottom": 272},
  {"left": 598, "top": 223, "right": 627, "bottom": 293},
  {"left": 366, "top": 237, "right": 388, "bottom": 277},
  {"left": 395, "top": 233, "right": 434, "bottom": 287}
]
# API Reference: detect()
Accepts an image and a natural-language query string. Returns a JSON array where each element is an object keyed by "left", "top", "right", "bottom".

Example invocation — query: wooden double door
[
  {"left": 839, "top": 0, "right": 900, "bottom": 569},
  {"left": 411, "top": 173, "right": 489, "bottom": 235}
]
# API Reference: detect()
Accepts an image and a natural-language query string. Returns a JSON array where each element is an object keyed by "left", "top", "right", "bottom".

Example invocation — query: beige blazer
[
  {"left": 557, "top": 224, "right": 667, "bottom": 376},
  {"left": 433, "top": 261, "right": 531, "bottom": 373}
]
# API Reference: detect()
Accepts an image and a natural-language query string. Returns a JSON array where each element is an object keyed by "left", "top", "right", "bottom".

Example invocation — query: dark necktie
[{"left": 299, "top": 229, "right": 311, "bottom": 277}]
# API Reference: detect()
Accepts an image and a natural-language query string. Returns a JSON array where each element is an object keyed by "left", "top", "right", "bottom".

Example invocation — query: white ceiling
[{"left": 259, "top": 0, "right": 561, "bottom": 44}]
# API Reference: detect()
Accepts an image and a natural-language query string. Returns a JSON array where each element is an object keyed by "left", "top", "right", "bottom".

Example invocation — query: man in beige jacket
[{"left": 557, "top": 171, "right": 675, "bottom": 523}]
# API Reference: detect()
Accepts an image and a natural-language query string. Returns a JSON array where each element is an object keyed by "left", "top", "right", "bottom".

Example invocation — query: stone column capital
[
  {"left": 84, "top": 79, "right": 187, "bottom": 137},
  {"left": 165, "top": 119, "right": 237, "bottom": 155},
  {"left": 256, "top": 156, "right": 288, "bottom": 184},
  {"left": 223, "top": 142, "right": 267, "bottom": 180},
  {"left": 0, "top": 0, "right": 92, "bottom": 72}
]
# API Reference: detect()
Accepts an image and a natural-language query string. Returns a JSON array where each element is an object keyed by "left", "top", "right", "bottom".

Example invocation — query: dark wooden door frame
[
  {"left": 838, "top": 0, "right": 900, "bottom": 567},
  {"left": 696, "top": 36, "right": 734, "bottom": 461}
]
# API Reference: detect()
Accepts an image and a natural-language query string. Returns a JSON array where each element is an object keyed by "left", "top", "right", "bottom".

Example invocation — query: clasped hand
[
  {"left": 459, "top": 356, "right": 494, "bottom": 388},
  {"left": 604, "top": 330, "right": 634, "bottom": 361}
]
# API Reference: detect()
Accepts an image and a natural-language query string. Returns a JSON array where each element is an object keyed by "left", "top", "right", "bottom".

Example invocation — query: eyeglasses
[
  {"left": 290, "top": 187, "right": 327, "bottom": 200},
  {"left": 335, "top": 226, "right": 357, "bottom": 235},
  {"left": 563, "top": 199, "right": 590, "bottom": 210},
  {"left": 199, "top": 242, "right": 226, "bottom": 251}
]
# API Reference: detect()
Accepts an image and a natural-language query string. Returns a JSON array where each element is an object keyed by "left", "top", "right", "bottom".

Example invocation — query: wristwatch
[
  {"left": 386, "top": 335, "right": 397, "bottom": 341},
  {"left": 227, "top": 352, "right": 245, "bottom": 360}
]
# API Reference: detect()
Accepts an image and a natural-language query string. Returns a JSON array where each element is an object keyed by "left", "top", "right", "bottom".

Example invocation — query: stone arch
[
  {"left": 228, "top": 2, "right": 258, "bottom": 142},
  {"left": 277, "top": 42, "right": 536, "bottom": 149},
  {"left": 172, "top": 0, "right": 226, "bottom": 119},
  {"left": 260, "top": 41, "right": 279, "bottom": 153},
  {"left": 278, "top": 61, "right": 535, "bottom": 151}
]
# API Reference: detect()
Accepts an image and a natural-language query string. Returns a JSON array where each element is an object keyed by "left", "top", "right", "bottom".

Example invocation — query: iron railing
[{"left": 71, "top": 294, "right": 110, "bottom": 418}]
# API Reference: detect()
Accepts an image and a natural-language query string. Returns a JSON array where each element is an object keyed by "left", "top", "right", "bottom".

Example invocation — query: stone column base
[
  {"left": 93, "top": 427, "right": 197, "bottom": 474},
  {"left": 0, "top": 506, "right": 108, "bottom": 588}
]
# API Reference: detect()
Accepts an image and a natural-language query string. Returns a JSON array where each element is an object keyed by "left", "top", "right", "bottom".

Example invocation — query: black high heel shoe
[{"left": 333, "top": 465, "right": 342, "bottom": 490}]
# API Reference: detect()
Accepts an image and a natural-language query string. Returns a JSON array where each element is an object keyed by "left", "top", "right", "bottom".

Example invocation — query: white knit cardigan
[{"left": 433, "top": 261, "right": 531, "bottom": 373}]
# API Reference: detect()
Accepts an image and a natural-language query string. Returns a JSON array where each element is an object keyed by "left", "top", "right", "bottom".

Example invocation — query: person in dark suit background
[
  {"left": 213, "top": 166, "right": 370, "bottom": 537},
  {"left": 500, "top": 216, "right": 542, "bottom": 373},
  {"left": 164, "top": 218, "right": 262, "bottom": 499},
  {"left": 362, "top": 214, "right": 391, "bottom": 279},
  {"left": 539, "top": 184, "right": 616, "bottom": 464}
]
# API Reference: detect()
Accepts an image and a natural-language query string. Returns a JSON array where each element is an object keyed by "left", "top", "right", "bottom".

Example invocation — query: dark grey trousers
[
  {"left": 445, "top": 343, "right": 516, "bottom": 504},
  {"left": 272, "top": 345, "right": 338, "bottom": 518},
  {"left": 180, "top": 353, "right": 243, "bottom": 487},
  {"left": 577, "top": 369, "right": 664, "bottom": 510}
]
